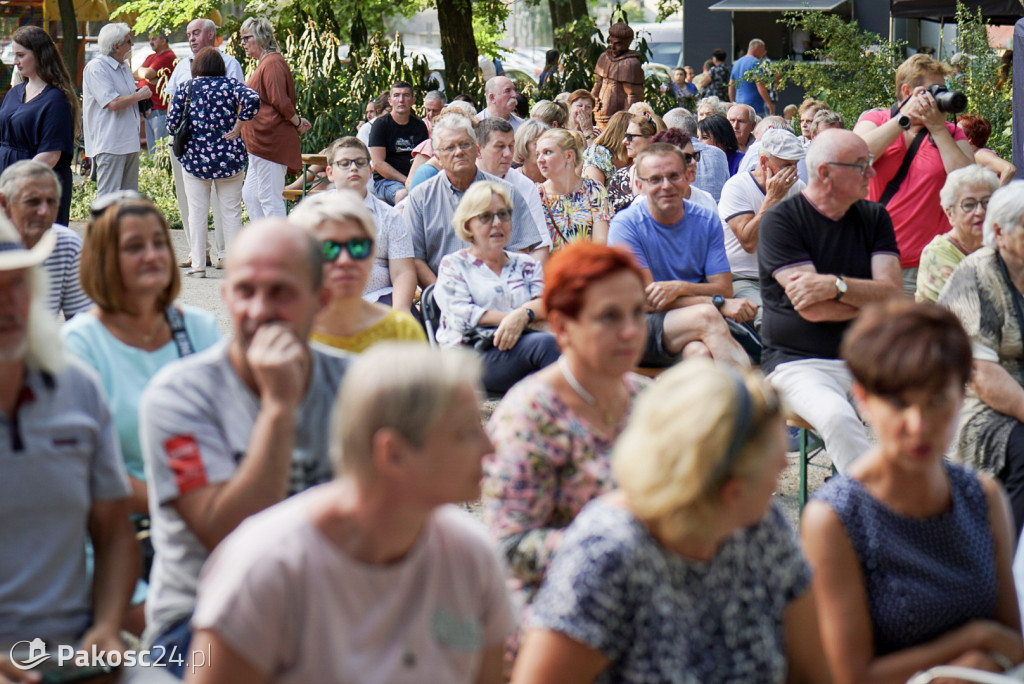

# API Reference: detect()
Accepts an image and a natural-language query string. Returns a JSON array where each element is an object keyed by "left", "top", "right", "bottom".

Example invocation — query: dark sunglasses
[
  {"left": 623, "top": 133, "right": 651, "bottom": 143},
  {"left": 321, "top": 238, "right": 373, "bottom": 261}
]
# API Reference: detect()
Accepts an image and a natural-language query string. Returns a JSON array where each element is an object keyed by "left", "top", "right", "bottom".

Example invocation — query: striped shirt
[{"left": 44, "top": 225, "right": 92, "bottom": 317}]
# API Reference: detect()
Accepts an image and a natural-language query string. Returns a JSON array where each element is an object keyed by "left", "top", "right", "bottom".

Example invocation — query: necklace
[{"left": 558, "top": 356, "right": 619, "bottom": 426}]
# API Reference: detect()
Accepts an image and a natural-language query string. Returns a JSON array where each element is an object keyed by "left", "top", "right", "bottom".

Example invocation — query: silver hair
[
  {"left": 0, "top": 160, "right": 60, "bottom": 202},
  {"left": 189, "top": 18, "right": 217, "bottom": 35},
  {"left": 485, "top": 75, "right": 512, "bottom": 96},
  {"left": 729, "top": 103, "right": 757, "bottom": 124},
  {"left": 424, "top": 90, "right": 446, "bottom": 104},
  {"left": 939, "top": 164, "right": 998, "bottom": 210},
  {"left": 513, "top": 118, "right": 550, "bottom": 164},
  {"left": 331, "top": 343, "right": 483, "bottom": 476},
  {"left": 0, "top": 216, "right": 63, "bottom": 373},
  {"left": 240, "top": 17, "right": 278, "bottom": 53},
  {"left": 97, "top": 23, "right": 132, "bottom": 56},
  {"left": 431, "top": 113, "right": 477, "bottom": 149},
  {"left": 289, "top": 189, "right": 377, "bottom": 248},
  {"left": 663, "top": 108, "right": 697, "bottom": 136},
  {"left": 983, "top": 180, "right": 1024, "bottom": 249},
  {"left": 753, "top": 116, "right": 789, "bottom": 140}
]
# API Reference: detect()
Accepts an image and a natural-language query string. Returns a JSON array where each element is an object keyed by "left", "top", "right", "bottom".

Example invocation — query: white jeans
[
  {"left": 171, "top": 152, "right": 225, "bottom": 260},
  {"left": 768, "top": 357, "right": 870, "bottom": 473},
  {"left": 181, "top": 171, "right": 244, "bottom": 271},
  {"left": 242, "top": 154, "right": 287, "bottom": 220}
]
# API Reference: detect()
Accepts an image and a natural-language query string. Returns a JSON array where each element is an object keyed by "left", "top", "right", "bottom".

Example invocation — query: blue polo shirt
[{"left": 608, "top": 198, "right": 730, "bottom": 283}]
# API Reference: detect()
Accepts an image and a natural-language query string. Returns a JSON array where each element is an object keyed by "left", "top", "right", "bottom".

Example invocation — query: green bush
[{"left": 953, "top": 2, "right": 1013, "bottom": 159}]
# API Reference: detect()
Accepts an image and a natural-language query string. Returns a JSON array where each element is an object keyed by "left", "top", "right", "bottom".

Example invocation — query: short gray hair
[
  {"left": 0, "top": 160, "right": 59, "bottom": 201},
  {"left": 332, "top": 343, "right": 483, "bottom": 477},
  {"left": 663, "top": 108, "right": 697, "bottom": 136},
  {"left": 983, "top": 180, "right": 1024, "bottom": 248},
  {"left": 289, "top": 189, "right": 377, "bottom": 252},
  {"left": 240, "top": 17, "right": 278, "bottom": 53},
  {"left": 939, "top": 164, "right": 998, "bottom": 210},
  {"left": 424, "top": 90, "right": 446, "bottom": 105},
  {"left": 431, "top": 113, "right": 476, "bottom": 149},
  {"left": 753, "top": 116, "right": 788, "bottom": 140},
  {"left": 97, "top": 23, "right": 132, "bottom": 56}
]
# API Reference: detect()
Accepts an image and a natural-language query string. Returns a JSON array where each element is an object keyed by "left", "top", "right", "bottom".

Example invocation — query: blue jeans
[
  {"left": 145, "top": 109, "right": 168, "bottom": 153},
  {"left": 373, "top": 177, "right": 405, "bottom": 205},
  {"left": 149, "top": 615, "right": 192, "bottom": 679},
  {"left": 478, "top": 331, "right": 560, "bottom": 394}
]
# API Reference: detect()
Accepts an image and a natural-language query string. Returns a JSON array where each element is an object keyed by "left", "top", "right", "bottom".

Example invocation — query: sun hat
[
  {"left": 759, "top": 128, "right": 806, "bottom": 161},
  {"left": 0, "top": 228, "right": 56, "bottom": 271}
]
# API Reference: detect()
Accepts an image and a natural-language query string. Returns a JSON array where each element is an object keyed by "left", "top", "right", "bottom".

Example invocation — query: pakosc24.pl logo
[{"left": 9, "top": 640, "right": 211, "bottom": 672}]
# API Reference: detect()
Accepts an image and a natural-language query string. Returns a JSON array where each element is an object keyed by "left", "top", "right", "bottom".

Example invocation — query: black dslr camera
[{"left": 926, "top": 84, "right": 967, "bottom": 114}]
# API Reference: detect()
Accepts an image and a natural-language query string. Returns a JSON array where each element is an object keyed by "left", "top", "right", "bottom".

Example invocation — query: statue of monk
[{"left": 591, "top": 22, "right": 644, "bottom": 126}]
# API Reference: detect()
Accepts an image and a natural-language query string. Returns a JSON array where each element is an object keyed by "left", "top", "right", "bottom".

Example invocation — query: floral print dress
[
  {"left": 537, "top": 178, "right": 611, "bottom": 249},
  {"left": 166, "top": 76, "right": 260, "bottom": 180}
]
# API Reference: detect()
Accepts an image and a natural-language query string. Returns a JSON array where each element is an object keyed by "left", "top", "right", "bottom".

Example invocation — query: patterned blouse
[
  {"left": 915, "top": 232, "right": 968, "bottom": 303},
  {"left": 606, "top": 164, "right": 635, "bottom": 214},
  {"left": 537, "top": 178, "right": 611, "bottom": 249},
  {"left": 582, "top": 144, "right": 615, "bottom": 181},
  {"left": 530, "top": 500, "right": 810, "bottom": 683},
  {"left": 482, "top": 373, "right": 649, "bottom": 604},
  {"left": 433, "top": 249, "right": 544, "bottom": 348},
  {"left": 166, "top": 76, "right": 260, "bottom": 179}
]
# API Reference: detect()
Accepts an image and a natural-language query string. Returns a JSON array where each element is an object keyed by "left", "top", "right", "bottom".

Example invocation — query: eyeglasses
[
  {"left": 321, "top": 238, "right": 373, "bottom": 261},
  {"left": 826, "top": 154, "right": 875, "bottom": 176},
  {"left": 331, "top": 158, "right": 370, "bottom": 169},
  {"left": 684, "top": 151, "right": 701, "bottom": 165},
  {"left": 90, "top": 190, "right": 146, "bottom": 217},
  {"left": 623, "top": 133, "right": 651, "bottom": 143},
  {"left": 474, "top": 209, "right": 512, "bottom": 225},
  {"left": 240, "top": 35, "right": 254, "bottom": 43},
  {"left": 959, "top": 198, "right": 990, "bottom": 213},
  {"left": 438, "top": 141, "right": 475, "bottom": 154},
  {"left": 637, "top": 172, "right": 685, "bottom": 186}
]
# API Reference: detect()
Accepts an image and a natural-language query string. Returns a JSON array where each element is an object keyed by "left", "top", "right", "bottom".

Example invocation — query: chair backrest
[{"left": 420, "top": 283, "right": 441, "bottom": 348}]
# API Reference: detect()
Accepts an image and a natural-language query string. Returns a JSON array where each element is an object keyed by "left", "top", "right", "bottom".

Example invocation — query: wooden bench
[
  {"left": 283, "top": 153, "right": 330, "bottom": 207},
  {"left": 785, "top": 414, "right": 834, "bottom": 512}
]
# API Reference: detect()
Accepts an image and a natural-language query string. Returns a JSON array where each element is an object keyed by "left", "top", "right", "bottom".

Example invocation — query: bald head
[
  {"left": 805, "top": 128, "right": 873, "bottom": 196},
  {"left": 187, "top": 19, "right": 217, "bottom": 53},
  {"left": 228, "top": 219, "right": 324, "bottom": 291},
  {"left": 485, "top": 76, "right": 518, "bottom": 119}
]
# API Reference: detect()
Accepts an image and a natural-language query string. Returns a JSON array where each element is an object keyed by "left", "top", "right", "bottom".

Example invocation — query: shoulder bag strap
[
  {"left": 878, "top": 127, "right": 927, "bottom": 206},
  {"left": 538, "top": 185, "right": 572, "bottom": 245},
  {"left": 165, "top": 306, "right": 195, "bottom": 357}
]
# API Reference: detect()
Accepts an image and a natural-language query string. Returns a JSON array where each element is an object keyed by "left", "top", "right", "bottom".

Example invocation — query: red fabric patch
[{"left": 164, "top": 435, "right": 208, "bottom": 495}]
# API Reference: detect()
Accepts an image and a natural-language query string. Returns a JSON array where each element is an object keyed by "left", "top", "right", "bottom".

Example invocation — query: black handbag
[{"left": 170, "top": 82, "right": 193, "bottom": 157}]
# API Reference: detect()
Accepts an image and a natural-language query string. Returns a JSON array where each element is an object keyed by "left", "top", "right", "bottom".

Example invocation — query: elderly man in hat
[
  {"left": 718, "top": 127, "right": 807, "bottom": 327},
  {"left": 0, "top": 217, "right": 137, "bottom": 675}
]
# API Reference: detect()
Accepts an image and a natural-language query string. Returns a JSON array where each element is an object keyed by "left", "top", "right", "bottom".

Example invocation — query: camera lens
[{"left": 926, "top": 84, "right": 967, "bottom": 114}]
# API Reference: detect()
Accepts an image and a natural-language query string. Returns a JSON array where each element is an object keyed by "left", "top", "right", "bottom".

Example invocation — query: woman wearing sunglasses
[
  {"left": 289, "top": 191, "right": 425, "bottom": 353},
  {"left": 606, "top": 114, "right": 661, "bottom": 215},
  {"left": 435, "top": 181, "right": 560, "bottom": 394}
]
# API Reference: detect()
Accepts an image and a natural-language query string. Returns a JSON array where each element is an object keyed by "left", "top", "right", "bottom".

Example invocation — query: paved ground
[{"left": 71, "top": 222, "right": 835, "bottom": 530}]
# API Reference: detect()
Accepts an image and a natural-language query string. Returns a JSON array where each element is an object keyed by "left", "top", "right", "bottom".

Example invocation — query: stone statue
[{"left": 591, "top": 22, "right": 644, "bottom": 127}]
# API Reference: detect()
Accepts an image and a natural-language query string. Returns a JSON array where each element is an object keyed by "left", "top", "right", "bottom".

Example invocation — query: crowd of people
[{"left": 2, "top": 18, "right": 1024, "bottom": 684}]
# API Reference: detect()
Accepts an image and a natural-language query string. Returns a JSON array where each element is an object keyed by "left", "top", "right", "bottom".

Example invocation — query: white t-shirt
[
  {"left": 193, "top": 492, "right": 514, "bottom": 683},
  {"left": 718, "top": 171, "right": 804, "bottom": 277}
]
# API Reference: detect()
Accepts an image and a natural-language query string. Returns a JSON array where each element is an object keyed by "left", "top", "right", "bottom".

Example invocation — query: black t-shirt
[
  {"left": 367, "top": 113, "right": 429, "bottom": 181},
  {"left": 757, "top": 194, "right": 900, "bottom": 374}
]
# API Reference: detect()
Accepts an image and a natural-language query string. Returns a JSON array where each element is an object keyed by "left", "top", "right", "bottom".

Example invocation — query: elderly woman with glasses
[
  {"left": 915, "top": 164, "right": 999, "bottom": 303},
  {"left": 434, "top": 181, "right": 560, "bottom": 394},
  {"left": 238, "top": 17, "right": 309, "bottom": 221},
  {"left": 941, "top": 181, "right": 1024, "bottom": 538},
  {"left": 288, "top": 191, "right": 425, "bottom": 353},
  {"left": 511, "top": 359, "right": 828, "bottom": 683}
]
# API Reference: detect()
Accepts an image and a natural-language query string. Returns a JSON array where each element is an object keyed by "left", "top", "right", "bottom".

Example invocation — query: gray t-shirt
[
  {"left": 0, "top": 360, "right": 129, "bottom": 648},
  {"left": 140, "top": 341, "right": 349, "bottom": 643}
]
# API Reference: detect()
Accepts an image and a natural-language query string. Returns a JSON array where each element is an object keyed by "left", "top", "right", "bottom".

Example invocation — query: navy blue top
[
  {"left": 166, "top": 76, "right": 260, "bottom": 180},
  {"left": 813, "top": 463, "right": 998, "bottom": 656},
  {"left": 0, "top": 83, "right": 74, "bottom": 225}
]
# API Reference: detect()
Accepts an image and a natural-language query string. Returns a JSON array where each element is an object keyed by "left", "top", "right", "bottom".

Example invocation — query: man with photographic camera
[{"left": 854, "top": 53, "right": 974, "bottom": 296}]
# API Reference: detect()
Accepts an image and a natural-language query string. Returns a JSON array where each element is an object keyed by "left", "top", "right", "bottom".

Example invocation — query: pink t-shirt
[
  {"left": 193, "top": 489, "right": 514, "bottom": 683},
  {"left": 859, "top": 109, "right": 969, "bottom": 268}
]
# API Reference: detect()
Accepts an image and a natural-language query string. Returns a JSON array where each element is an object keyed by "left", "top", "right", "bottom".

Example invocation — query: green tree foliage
[
  {"left": 530, "top": 16, "right": 603, "bottom": 100},
  {"left": 953, "top": 1, "right": 1013, "bottom": 158},
  {"left": 759, "top": 12, "right": 906, "bottom": 130},
  {"left": 113, "top": 0, "right": 222, "bottom": 34}
]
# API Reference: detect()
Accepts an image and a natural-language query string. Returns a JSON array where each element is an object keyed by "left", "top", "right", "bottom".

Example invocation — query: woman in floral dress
[
  {"left": 535, "top": 129, "right": 611, "bottom": 248},
  {"left": 166, "top": 47, "right": 259, "bottom": 277}
]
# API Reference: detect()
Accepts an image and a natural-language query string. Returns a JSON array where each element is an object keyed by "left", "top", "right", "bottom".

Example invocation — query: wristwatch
[
  {"left": 896, "top": 114, "right": 911, "bottom": 129},
  {"left": 712, "top": 294, "right": 725, "bottom": 310},
  {"left": 834, "top": 276, "right": 848, "bottom": 301},
  {"left": 523, "top": 307, "right": 536, "bottom": 322}
]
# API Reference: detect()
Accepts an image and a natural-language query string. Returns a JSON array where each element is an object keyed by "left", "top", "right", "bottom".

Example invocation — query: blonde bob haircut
[
  {"left": 513, "top": 118, "right": 550, "bottom": 165},
  {"left": 537, "top": 128, "right": 586, "bottom": 170},
  {"left": 81, "top": 198, "right": 179, "bottom": 315},
  {"left": 613, "top": 358, "right": 782, "bottom": 543},
  {"left": 289, "top": 189, "right": 377, "bottom": 257},
  {"left": 451, "top": 180, "right": 511, "bottom": 242},
  {"left": 331, "top": 343, "right": 483, "bottom": 477}
]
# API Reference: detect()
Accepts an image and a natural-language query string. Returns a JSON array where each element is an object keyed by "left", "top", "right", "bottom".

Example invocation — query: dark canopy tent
[{"left": 890, "top": 0, "right": 1024, "bottom": 23}]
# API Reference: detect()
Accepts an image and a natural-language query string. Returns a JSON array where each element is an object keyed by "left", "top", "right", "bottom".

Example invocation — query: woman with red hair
[
  {"left": 958, "top": 114, "right": 1016, "bottom": 186},
  {"left": 481, "top": 242, "right": 649, "bottom": 625}
]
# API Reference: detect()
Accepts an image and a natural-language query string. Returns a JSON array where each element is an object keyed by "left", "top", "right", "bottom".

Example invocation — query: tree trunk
[
  {"left": 436, "top": 0, "right": 478, "bottom": 96},
  {"left": 548, "top": 0, "right": 588, "bottom": 50},
  {"left": 58, "top": 0, "right": 78, "bottom": 82}
]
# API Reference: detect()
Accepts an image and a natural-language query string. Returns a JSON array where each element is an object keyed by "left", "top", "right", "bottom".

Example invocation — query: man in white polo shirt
[
  {"left": 476, "top": 76, "right": 524, "bottom": 131},
  {"left": 82, "top": 23, "right": 151, "bottom": 197}
]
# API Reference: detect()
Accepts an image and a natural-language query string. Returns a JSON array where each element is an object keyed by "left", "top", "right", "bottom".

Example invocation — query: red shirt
[
  {"left": 860, "top": 108, "right": 968, "bottom": 268},
  {"left": 140, "top": 49, "right": 178, "bottom": 110}
]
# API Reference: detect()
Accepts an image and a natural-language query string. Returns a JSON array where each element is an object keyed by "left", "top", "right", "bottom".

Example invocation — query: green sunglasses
[{"left": 321, "top": 238, "right": 373, "bottom": 261}]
